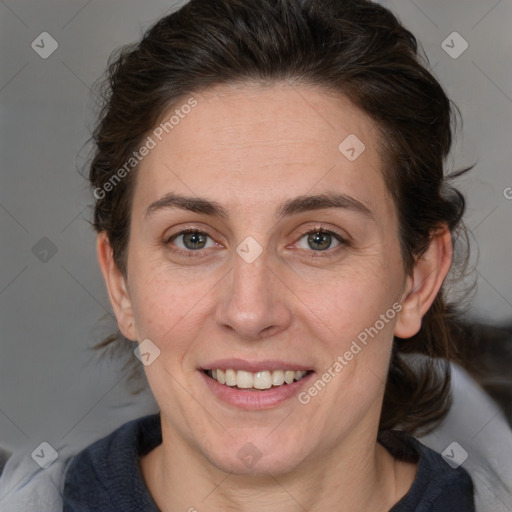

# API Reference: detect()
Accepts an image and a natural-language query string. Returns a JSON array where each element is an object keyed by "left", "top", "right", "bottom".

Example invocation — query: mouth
[{"left": 202, "top": 368, "right": 313, "bottom": 391}]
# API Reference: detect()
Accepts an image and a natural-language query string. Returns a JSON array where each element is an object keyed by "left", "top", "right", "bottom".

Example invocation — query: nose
[{"left": 214, "top": 249, "right": 292, "bottom": 341}]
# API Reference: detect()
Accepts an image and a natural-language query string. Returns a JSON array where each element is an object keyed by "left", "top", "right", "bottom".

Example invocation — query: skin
[{"left": 97, "top": 82, "right": 453, "bottom": 512}]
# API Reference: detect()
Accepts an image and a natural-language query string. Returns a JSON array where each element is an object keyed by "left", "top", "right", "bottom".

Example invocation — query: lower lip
[{"left": 200, "top": 370, "right": 315, "bottom": 410}]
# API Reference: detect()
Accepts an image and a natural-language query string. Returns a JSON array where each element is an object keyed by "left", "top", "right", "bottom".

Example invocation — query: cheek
[
  {"left": 293, "top": 263, "right": 400, "bottom": 399},
  {"left": 294, "top": 261, "right": 399, "bottom": 339},
  {"left": 128, "top": 261, "right": 213, "bottom": 349}
]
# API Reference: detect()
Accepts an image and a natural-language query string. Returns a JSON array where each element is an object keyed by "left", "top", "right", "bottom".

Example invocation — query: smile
[{"left": 204, "top": 368, "right": 311, "bottom": 390}]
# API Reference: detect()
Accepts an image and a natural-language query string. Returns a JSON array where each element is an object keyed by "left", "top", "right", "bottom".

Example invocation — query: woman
[{"left": 55, "top": 0, "right": 478, "bottom": 509}]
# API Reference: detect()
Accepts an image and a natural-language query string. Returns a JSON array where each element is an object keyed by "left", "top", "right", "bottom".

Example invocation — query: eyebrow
[{"left": 145, "top": 192, "right": 374, "bottom": 221}]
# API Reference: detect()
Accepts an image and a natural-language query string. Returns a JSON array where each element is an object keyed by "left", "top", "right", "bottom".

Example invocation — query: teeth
[
  {"left": 253, "top": 371, "right": 272, "bottom": 390},
  {"left": 237, "top": 370, "right": 253, "bottom": 389},
  {"left": 284, "top": 370, "right": 295, "bottom": 384},
  {"left": 272, "top": 370, "right": 285, "bottom": 386},
  {"left": 207, "top": 368, "right": 309, "bottom": 389},
  {"left": 225, "top": 369, "right": 237, "bottom": 386}
]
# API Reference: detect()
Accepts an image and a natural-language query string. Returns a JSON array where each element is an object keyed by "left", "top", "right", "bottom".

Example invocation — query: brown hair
[{"left": 89, "top": 0, "right": 472, "bottom": 434}]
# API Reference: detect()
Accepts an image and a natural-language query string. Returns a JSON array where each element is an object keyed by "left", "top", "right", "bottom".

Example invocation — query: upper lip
[{"left": 200, "top": 358, "right": 313, "bottom": 373}]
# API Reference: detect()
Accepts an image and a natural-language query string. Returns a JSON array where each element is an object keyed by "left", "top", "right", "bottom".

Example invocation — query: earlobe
[
  {"left": 96, "top": 232, "right": 137, "bottom": 341},
  {"left": 394, "top": 226, "right": 453, "bottom": 339}
]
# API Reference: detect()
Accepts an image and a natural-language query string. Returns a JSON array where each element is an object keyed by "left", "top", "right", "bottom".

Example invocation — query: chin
[{"left": 202, "top": 432, "right": 311, "bottom": 476}]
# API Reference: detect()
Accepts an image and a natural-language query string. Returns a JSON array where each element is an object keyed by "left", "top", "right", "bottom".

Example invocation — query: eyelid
[
  {"left": 292, "top": 225, "right": 350, "bottom": 254},
  {"left": 163, "top": 224, "right": 350, "bottom": 258},
  {"left": 164, "top": 223, "right": 223, "bottom": 245},
  {"left": 166, "top": 228, "right": 209, "bottom": 244},
  {"left": 164, "top": 227, "right": 222, "bottom": 259},
  {"left": 169, "top": 229, "right": 215, "bottom": 248}
]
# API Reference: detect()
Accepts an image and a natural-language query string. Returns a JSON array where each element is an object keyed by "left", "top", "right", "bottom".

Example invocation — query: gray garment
[
  {"left": 0, "top": 448, "right": 12, "bottom": 476},
  {"left": 0, "top": 441, "right": 73, "bottom": 510}
]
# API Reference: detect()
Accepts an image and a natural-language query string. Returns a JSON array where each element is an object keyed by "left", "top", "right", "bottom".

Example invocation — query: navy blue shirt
[{"left": 63, "top": 414, "right": 475, "bottom": 511}]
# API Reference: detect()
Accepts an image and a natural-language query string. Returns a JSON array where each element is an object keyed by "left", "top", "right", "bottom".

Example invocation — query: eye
[
  {"left": 295, "top": 228, "right": 345, "bottom": 252},
  {"left": 168, "top": 229, "right": 216, "bottom": 251}
]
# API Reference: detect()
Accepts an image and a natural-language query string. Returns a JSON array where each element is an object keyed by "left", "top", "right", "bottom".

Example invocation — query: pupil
[
  {"left": 308, "top": 232, "right": 331, "bottom": 251},
  {"left": 184, "top": 232, "right": 206, "bottom": 249}
]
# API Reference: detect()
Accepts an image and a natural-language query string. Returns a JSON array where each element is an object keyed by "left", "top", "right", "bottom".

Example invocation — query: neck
[{"left": 140, "top": 419, "right": 415, "bottom": 512}]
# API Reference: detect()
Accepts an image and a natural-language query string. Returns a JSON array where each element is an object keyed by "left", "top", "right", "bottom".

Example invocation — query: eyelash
[
  {"left": 294, "top": 227, "right": 349, "bottom": 258},
  {"left": 165, "top": 229, "right": 218, "bottom": 259},
  {"left": 165, "top": 226, "right": 349, "bottom": 259}
]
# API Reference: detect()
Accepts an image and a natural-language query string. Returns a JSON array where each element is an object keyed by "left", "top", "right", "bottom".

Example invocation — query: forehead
[{"left": 132, "top": 82, "right": 392, "bottom": 220}]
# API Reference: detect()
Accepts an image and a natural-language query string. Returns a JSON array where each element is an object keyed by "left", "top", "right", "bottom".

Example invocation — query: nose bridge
[
  {"left": 215, "top": 246, "right": 290, "bottom": 339},
  {"left": 233, "top": 252, "right": 271, "bottom": 305}
]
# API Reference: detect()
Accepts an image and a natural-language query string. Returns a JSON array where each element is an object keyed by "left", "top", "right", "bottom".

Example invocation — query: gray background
[{"left": 0, "top": 0, "right": 511, "bottom": 456}]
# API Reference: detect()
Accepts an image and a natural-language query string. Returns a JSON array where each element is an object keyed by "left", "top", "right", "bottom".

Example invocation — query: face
[{"left": 107, "top": 82, "right": 418, "bottom": 475}]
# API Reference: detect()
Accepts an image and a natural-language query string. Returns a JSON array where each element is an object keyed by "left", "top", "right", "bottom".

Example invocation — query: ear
[
  {"left": 394, "top": 225, "right": 453, "bottom": 339},
  {"left": 96, "top": 232, "right": 137, "bottom": 341}
]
